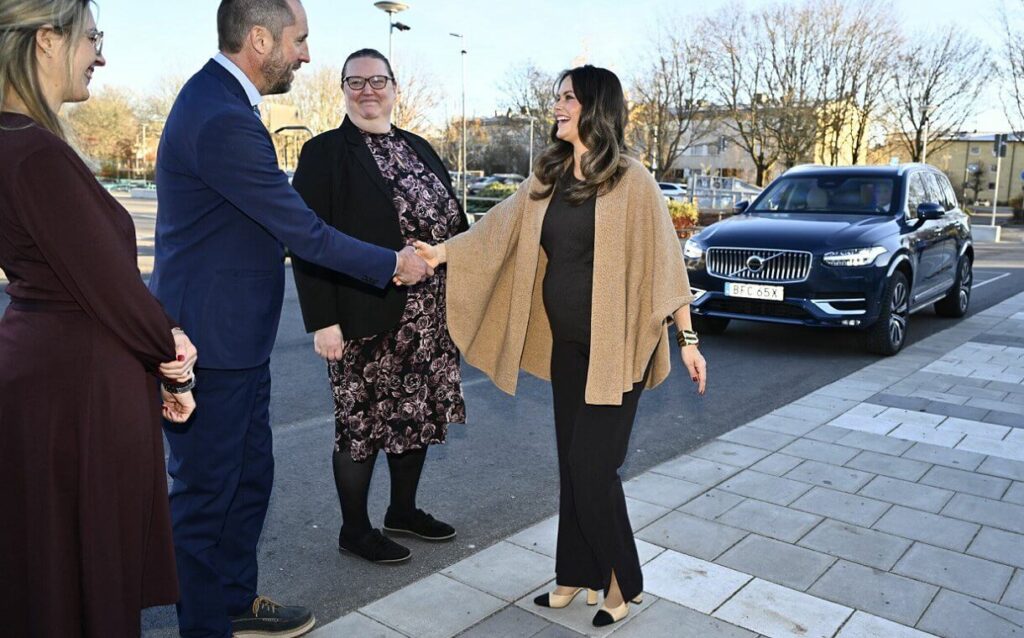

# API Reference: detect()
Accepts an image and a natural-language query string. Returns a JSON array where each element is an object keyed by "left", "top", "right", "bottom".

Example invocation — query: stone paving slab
[
  {"left": 441, "top": 541, "right": 554, "bottom": 602},
  {"left": 845, "top": 450, "right": 930, "bottom": 481},
  {"left": 798, "top": 520, "right": 912, "bottom": 571},
  {"left": 514, "top": 581, "right": 656, "bottom": 637},
  {"left": 610, "top": 600, "right": 757, "bottom": 638},
  {"left": 917, "top": 589, "right": 1024, "bottom": 638},
  {"left": 648, "top": 454, "right": 741, "bottom": 486},
  {"left": 623, "top": 472, "right": 706, "bottom": 509},
  {"left": 642, "top": 550, "right": 751, "bottom": 613},
  {"left": 714, "top": 578, "right": 853, "bottom": 638},
  {"left": 784, "top": 460, "right": 875, "bottom": 493},
  {"left": 808, "top": 560, "right": 938, "bottom": 627},
  {"left": 790, "top": 487, "right": 892, "bottom": 527},
  {"left": 872, "top": 506, "right": 979, "bottom": 552},
  {"left": 311, "top": 612, "right": 406, "bottom": 637},
  {"left": 635, "top": 511, "right": 747, "bottom": 561},
  {"left": 361, "top": 574, "right": 506, "bottom": 638},
  {"left": 678, "top": 489, "right": 745, "bottom": 519},
  {"left": 717, "top": 469, "right": 813, "bottom": 506},
  {"left": 716, "top": 499, "right": 822, "bottom": 543},
  {"left": 716, "top": 534, "right": 834, "bottom": 591},
  {"left": 966, "top": 526, "right": 1024, "bottom": 570},
  {"left": 455, "top": 606, "right": 552, "bottom": 638},
  {"left": 834, "top": 611, "right": 938, "bottom": 638},
  {"left": 893, "top": 543, "right": 1013, "bottom": 602},
  {"left": 858, "top": 475, "right": 954, "bottom": 513}
]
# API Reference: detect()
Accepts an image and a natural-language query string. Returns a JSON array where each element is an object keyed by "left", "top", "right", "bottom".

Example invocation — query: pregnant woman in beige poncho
[{"left": 415, "top": 64, "right": 707, "bottom": 628}]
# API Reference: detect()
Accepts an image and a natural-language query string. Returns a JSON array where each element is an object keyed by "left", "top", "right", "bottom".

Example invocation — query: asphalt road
[{"left": 1, "top": 206, "right": 1022, "bottom": 636}]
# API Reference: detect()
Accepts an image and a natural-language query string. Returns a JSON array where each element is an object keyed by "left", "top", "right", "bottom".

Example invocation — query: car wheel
[
  {"left": 934, "top": 255, "right": 972, "bottom": 318},
  {"left": 692, "top": 315, "right": 730, "bottom": 335},
  {"left": 866, "top": 271, "right": 909, "bottom": 356}
]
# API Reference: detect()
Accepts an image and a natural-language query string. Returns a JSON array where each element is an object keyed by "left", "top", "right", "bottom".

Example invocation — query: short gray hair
[{"left": 217, "top": 0, "right": 295, "bottom": 54}]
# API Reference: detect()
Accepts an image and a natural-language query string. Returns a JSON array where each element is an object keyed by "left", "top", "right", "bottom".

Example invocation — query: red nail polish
[{"left": 177, "top": 355, "right": 185, "bottom": 361}]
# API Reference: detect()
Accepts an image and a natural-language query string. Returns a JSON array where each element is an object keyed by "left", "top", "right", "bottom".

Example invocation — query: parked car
[
  {"left": 658, "top": 181, "right": 688, "bottom": 201},
  {"left": 683, "top": 164, "right": 973, "bottom": 355},
  {"left": 467, "top": 173, "right": 525, "bottom": 195}
]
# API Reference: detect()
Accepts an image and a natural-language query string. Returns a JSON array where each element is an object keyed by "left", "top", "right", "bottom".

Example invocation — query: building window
[{"left": 970, "top": 146, "right": 980, "bottom": 155}]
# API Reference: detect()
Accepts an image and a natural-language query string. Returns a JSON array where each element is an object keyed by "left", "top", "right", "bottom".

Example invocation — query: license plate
[{"left": 724, "top": 282, "right": 784, "bottom": 301}]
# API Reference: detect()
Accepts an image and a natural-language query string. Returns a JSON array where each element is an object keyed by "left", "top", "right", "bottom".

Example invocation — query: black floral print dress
[{"left": 330, "top": 128, "right": 466, "bottom": 462}]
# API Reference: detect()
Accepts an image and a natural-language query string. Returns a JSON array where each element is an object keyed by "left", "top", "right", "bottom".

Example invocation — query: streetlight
[
  {"left": 505, "top": 107, "right": 536, "bottom": 174},
  {"left": 451, "top": 32, "right": 467, "bottom": 212},
  {"left": 920, "top": 101, "right": 934, "bottom": 164},
  {"left": 373, "top": 2, "right": 409, "bottom": 63}
]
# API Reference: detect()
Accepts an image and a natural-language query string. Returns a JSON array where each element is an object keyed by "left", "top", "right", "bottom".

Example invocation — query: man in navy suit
[{"left": 150, "top": 1, "right": 430, "bottom": 635}]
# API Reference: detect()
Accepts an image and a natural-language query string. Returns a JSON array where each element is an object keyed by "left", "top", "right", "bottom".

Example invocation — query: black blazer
[{"left": 291, "top": 116, "right": 468, "bottom": 339}]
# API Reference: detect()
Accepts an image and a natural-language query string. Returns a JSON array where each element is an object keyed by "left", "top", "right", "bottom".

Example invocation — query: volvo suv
[{"left": 684, "top": 164, "right": 973, "bottom": 355}]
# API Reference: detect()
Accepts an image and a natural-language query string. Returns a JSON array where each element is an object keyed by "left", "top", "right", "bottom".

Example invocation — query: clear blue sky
[{"left": 90, "top": 0, "right": 1009, "bottom": 130}]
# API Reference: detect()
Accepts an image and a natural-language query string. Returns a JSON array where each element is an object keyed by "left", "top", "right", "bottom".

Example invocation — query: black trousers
[{"left": 550, "top": 340, "right": 646, "bottom": 601}]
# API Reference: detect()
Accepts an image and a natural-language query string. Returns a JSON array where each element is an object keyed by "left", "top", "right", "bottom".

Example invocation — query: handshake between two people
[{"left": 390, "top": 242, "right": 447, "bottom": 287}]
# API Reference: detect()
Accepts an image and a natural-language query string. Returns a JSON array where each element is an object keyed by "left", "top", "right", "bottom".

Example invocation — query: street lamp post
[
  {"left": 920, "top": 102, "right": 934, "bottom": 164},
  {"left": 373, "top": 2, "right": 409, "bottom": 63},
  {"left": 451, "top": 32, "right": 467, "bottom": 212}
]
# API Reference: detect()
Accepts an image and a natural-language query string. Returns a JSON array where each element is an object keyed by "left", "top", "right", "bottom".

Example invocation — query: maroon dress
[
  {"left": 0, "top": 113, "right": 179, "bottom": 637},
  {"left": 331, "top": 129, "right": 466, "bottom": 461}
]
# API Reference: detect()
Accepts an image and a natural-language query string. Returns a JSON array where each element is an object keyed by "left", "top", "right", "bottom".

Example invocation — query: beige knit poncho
[{"left": 444, "top": 156, "right": 694, "bottom": 406}]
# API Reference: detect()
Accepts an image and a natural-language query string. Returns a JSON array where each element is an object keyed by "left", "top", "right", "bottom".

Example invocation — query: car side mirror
[
  {"left": 734, "top": 200, "right": 750, "bottom": 214},
  {"left": 916, "top": 202, "right": 944, "bottom": 220}
]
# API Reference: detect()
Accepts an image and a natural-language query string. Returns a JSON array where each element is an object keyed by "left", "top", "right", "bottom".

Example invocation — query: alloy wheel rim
[
  {"left": 958, "top": 261, "right": 972, "bottom": 311},
  {"left": 889, "top": 281, "right": 908, "bottom": 347}
]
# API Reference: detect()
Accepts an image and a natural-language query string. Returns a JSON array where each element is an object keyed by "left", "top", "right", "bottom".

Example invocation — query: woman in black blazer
[{"left": 291, "top": 48, "right": 469, "bottom": 564}]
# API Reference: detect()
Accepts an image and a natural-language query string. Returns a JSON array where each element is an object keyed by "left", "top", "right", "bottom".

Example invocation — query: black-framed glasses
[
  {"left": 342, "top": 75, "right": 393, "bottom": 91},
  {"left": 86, "top": 29, "right": 103, "bottom": 55}
]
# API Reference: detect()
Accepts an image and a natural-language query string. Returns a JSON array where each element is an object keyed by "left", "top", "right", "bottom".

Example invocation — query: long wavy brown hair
[{"left": 530, "top": 65, "right": 628, "bottom": 205}]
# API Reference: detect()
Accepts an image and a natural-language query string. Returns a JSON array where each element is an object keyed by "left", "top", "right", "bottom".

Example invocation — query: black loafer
[
  {"left": 383, "top": 507, "right": 457, "bottom": 541},
  {"left": 338, "top": 528, "right": 412, "bottom": 563},
  {"left": 230, "top": 595, "right": 315, "bottom": 638}
]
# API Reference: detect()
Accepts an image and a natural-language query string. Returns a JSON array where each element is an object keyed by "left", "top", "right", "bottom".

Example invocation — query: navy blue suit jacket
[{"left": 150, "top": 60, "right": 396, "bottom": 370}]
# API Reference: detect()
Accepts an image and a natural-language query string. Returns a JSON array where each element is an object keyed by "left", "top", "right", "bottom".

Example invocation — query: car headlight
[
  {"left": 823, "top": 246, "right": 888, "bottom": 267},
  {"left": 683, "top": 239, "right": 704, "bottom": 260}
]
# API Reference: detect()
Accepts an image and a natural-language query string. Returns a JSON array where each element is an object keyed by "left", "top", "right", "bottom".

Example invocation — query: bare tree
[
  {"left": 627, "top": 28, "right": 717, "bottom": 180},
  {"left": 500, "top": 61, "right": 557, "bottom": 159},
  {"left": 813, "top": 0, "right": 900, "bottom": 165},
  {"left": 889, "top": 26, "right": 988, "bottom": 162},
  {"left": 394, "top": 63, "right": 446, "bottom": 133},
  {"left": 265, "top": 65, "right": 346, "bottom": 135},
  {"left": 703, "top": 5, "right": 780, "bottom": 186},
  {"left": 1001, "top": 0, "right": 1024, "bottom": 132},
  {"left": 65, "top": 87, "right": 139, "bottom": 176}
]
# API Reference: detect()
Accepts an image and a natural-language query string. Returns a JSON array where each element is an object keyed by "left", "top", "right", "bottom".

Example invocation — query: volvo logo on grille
[{"left": 746, "top": 255, "right": 765, "bottom": 272}]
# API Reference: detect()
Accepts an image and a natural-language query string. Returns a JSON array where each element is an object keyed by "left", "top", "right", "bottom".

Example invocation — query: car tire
[
  {"left": 692, "top": 315, "right": 730, "bottom": 335},
  {"left": 934, "top": 255, "right": 972, "bottom": 318},
  {"left": 865, "top": 271, "right": 910, "bottom": 356}
]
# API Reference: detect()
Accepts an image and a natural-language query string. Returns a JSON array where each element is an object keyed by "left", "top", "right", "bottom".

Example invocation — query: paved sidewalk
[{"left": 311, "top": 290, "right": 1024, "bottom": 638}]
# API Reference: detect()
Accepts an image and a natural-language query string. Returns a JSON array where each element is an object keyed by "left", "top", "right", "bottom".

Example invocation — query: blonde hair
[{"left": 0, "top": 0, "right": 94, "bottom": 140}]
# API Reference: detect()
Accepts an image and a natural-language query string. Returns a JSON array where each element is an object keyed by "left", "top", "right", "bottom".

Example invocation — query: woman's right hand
[
  {"left": 161, "top": 387, "right": 196, "bottom": 423},
  {"left": 314, "top": 324, "right": 345, "bottom": 361},
  {"left": 413, "top": 241, "right": 446, "bottom": 269}
]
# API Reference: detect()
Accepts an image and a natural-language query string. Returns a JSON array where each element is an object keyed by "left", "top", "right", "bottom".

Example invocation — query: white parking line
[{"left": 972, "top": 272, "right": 1011, "bottom": 290}]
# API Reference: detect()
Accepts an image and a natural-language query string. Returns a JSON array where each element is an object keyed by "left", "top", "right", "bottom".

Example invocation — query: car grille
[
  {"left": 704, "top": 298, "right": 811, "bottom": 320},
  {"left": 707, "top": 248, "right": 812, "bottom": 283}
]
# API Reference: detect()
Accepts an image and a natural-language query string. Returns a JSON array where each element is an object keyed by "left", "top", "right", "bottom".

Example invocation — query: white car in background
[{"left": 659, "top": 182, "right": 688, "bottom": 201}]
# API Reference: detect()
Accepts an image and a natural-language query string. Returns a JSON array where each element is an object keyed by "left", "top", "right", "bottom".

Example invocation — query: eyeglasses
[
  {"left": 86, "top": 30, "right": 104, "bottom": 56},
  {"left": 342, "top": 75, "right": 393, "bottom": 91}
]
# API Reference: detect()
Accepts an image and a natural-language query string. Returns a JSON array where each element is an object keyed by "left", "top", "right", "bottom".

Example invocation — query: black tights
[{"left": 332, "top": 447, "right": 428, "bottom": 537}]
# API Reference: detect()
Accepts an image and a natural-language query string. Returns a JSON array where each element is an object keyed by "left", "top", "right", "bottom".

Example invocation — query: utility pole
[
  {"left": 450, "top": 32, "right": 467, "bottom": 212},
  {"left": 992, "top": 133, "right": 1008, "bottom": 226}
]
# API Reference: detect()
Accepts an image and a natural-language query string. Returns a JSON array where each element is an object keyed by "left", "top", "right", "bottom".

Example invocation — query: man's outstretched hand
[{"left": 393, "top": 245, "right": 433, "bottom": 286}]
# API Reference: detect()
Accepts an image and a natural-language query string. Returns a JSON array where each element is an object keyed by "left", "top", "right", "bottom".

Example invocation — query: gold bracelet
[{"left": 676, "top": 329, "right": 699, "bottom": 347}]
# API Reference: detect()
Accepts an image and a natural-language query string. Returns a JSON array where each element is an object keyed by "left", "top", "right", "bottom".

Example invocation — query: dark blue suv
[{"left": 684, "top": 164, "right": 973, "bottom": 355}]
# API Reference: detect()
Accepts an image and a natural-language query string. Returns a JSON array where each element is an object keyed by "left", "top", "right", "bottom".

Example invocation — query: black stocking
[
  {"left": 332, "top": 449, "right": 378, "bottom": 537},
  {"left": 386, "top": 447, "right": 428, "bottom": 516}
]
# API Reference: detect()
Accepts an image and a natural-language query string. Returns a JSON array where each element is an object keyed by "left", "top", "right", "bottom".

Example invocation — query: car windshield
[{"left": 750, "top": 176, "right": 898, "bottom": 214}]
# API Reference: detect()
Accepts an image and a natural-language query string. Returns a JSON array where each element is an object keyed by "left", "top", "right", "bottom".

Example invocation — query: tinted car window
[
  {"left": 921, "top": 173, "right": 949, "bottom": 211},
  {"left": 906, "top": 173, "right": 928, "bottom": 215},
  {"left": 751, "top": 176, "right": 897, "bottom": 214},
  {"left": 939, "top": 174, "right": 959, "bottom": 210}
]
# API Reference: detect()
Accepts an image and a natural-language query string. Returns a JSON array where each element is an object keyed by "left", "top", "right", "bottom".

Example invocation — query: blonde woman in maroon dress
[{"left": 0, "top": 2, "right": 196, "bottom": 635}]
